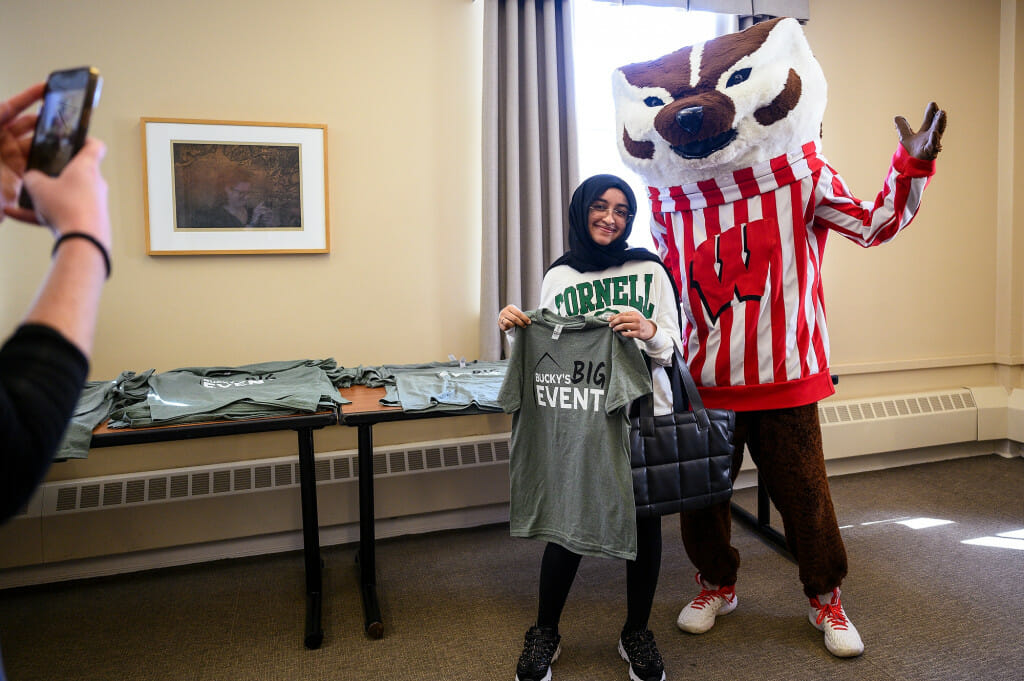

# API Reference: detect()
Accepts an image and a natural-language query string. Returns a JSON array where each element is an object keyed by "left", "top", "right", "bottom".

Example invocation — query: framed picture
[{"left": 141, "top": 118, "right": 329, "bottom": 255}]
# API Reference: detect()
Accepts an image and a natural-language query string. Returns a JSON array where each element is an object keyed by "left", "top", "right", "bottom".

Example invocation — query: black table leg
[
  {"left": 358, "top": 423, "right": 384, "bottom": 638},
  {"left": 730, "top": 476, "right": 793, "bottom": 561},
  {"left": 296, "top": 426, "right": 324, "bottom": 649}
]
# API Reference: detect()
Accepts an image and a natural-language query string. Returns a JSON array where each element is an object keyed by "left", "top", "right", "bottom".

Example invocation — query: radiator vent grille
[
  {"left": 41, "top": 433, "right": 511, "bottom": 515},
  {"left": 254, "top": 466, "right": 272, "bottom": 489},
  {"left": 103, "top": 482, "right": 123, "bottom": 506},
  {"left": 126, "top": 479, "right": 146, "bottom": 504},
  {"left": 149, "top": 478, "right": 167, "bottom": 501},
  {"left": 213, "top": 471, "right": 231, "bottom": 494},
  {"left": 274, "top": 463, "right": 292, "bottom": 487},
  {"left": 80, "top": 484, "right": 100, "bottom": 509},
  {"left": 315, "top": 459, "right": 331, "bottom": 482},
  {"left": 191, "top": 473, "right": 209, "bottom": 496},
  {"left": 170, "top": 475, "right": 188, "bottom": 499},
  {"left": 408, "top": 450, "right": 425, "bottom": 471},
  {"left": 56, "top": 487, "right": 77, "bottom": 512},
  {"left": 819, "top": 389, "right": 975, "bottom": 425}
]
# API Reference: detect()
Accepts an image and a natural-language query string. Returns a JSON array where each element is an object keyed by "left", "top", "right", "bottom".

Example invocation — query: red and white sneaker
[
  {"left": 808, "top": 588, "right": 864, "bottom": 658},
  {"left": 676, "top": 573, "right": 737, "bottom": 634}
]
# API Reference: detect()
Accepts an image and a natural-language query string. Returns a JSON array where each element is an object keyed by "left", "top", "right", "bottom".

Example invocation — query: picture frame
[{"left": 141, "top": 118, "right": 329, "bottom": 255}]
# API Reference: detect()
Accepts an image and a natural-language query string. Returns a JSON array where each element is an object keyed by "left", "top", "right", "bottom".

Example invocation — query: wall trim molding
[{"left": 829, "top": 355, "right": 1002, "bottom": 375}]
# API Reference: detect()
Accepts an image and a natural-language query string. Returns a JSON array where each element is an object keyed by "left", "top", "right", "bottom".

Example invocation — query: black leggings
[{"left": 536, "top": 515, "right": 662, "bottom": 633}]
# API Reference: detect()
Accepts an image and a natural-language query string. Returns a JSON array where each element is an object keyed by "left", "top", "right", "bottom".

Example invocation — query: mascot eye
[
  {"left": 726, "top": 68, "right": 752, "bottom": 87},
  {"left": 643, "top": 96, "right": 665, "bottom": 107}
]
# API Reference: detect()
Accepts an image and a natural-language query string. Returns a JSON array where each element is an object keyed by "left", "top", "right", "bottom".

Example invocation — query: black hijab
[{"left": 547, "top": 174, "right": 667, "bottom": 274}]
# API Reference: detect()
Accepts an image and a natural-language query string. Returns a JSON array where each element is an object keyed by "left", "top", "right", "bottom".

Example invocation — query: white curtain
[{"left": 480, "top": 0, "right": 579, "bottom": 360}]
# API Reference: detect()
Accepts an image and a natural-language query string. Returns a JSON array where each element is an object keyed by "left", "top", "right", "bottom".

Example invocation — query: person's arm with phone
[{"left": 0, "top": 82, "right": 111, "bottom": 523}]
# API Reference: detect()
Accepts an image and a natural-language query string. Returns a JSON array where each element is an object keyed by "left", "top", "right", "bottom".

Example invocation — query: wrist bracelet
[{"left": 51, "top": 232, "right": 111, "bottom": 279}]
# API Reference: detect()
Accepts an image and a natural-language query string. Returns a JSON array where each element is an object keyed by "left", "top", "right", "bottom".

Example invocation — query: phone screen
[{"left": 33, "top": 87, "right": 88, "bottom": 176}]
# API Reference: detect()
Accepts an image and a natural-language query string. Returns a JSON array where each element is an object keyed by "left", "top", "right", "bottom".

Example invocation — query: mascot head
[{"left": 613, "top": 17, "right": 826, "bottom": 188}]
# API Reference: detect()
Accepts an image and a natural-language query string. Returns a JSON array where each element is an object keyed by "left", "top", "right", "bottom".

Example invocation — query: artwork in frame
[{"left": 141, "top": 118, "right": 329, "bottom": 255}]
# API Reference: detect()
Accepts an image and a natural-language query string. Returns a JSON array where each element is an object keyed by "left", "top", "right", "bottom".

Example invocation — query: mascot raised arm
[{"left": 613, "top": 17, "right": 945, "bottom": 658}]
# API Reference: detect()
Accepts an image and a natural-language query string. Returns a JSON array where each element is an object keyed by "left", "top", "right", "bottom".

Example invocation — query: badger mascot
[{"left": 612, "top": 17, "right": 945, "bottom": 658}]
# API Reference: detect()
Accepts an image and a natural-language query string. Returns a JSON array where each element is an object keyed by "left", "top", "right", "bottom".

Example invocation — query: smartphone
[{"left": 18, "top": 66, "right": 102, "bottom": 210}]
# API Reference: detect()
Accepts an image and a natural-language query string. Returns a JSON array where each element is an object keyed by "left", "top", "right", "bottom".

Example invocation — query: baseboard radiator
[
  {"left": 31, "top": 434, "right": 511, "bottom": 518},
  {"left": 817, "top": 388, "right": 978, "bottom": 458},
  {"left": 1, "top": 387, "right": 1011, "bottom": 585}
]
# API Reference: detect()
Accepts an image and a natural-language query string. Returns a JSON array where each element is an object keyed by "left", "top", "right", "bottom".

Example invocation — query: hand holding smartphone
[{"left": 18, "top": 66, "right": 102, "bottom": 210}]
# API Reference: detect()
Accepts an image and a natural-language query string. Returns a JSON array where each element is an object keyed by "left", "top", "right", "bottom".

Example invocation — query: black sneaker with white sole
[
  {"left": 515, "top": 625, "right": 561, "bottom": 681},
  {"left": 617, "top": 628, "right": 666, "bottom": 681}
]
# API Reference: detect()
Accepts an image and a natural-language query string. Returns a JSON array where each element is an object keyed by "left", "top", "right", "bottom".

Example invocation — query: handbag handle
[{"left": 667, "top": 345, "right": 712, "bottom": 431}]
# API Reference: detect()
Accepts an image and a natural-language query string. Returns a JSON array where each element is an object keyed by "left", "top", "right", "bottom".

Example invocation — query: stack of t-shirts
[
  {"left": 56, "top": 370, "right": 153, "bottom": 460},
  {"left": 107, "top": 359, "right": 347, "bottom": 429},
  {"left": 376, "top": 360, "right": 508, "bottom": 413},
  {"left": 333, "top": 365, "right": 394, "bottom": 389}
]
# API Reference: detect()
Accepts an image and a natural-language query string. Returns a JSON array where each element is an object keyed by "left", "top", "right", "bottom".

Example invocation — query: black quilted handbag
[{"left": 629, "top": 347, "right": 735, "bottom": 518}]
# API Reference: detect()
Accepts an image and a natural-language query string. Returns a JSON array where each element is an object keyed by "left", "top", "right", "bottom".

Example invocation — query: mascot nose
[{"left": 675, "top": 106, "right": 704, "bottom": 135}]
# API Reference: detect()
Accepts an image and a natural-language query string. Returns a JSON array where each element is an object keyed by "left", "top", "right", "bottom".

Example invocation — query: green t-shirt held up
[{"left": 498, "top": 309, "right": 651, "bottom": 560}]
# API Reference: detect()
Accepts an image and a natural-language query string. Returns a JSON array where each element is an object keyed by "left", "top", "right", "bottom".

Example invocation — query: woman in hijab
[{"left": 499, "top": 174, "right": 681, "bottom": 681}]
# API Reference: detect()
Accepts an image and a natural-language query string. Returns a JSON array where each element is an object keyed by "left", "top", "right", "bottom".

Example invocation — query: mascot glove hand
[{"left": 895, "top": 101, "right": 947, "bottom": 161}]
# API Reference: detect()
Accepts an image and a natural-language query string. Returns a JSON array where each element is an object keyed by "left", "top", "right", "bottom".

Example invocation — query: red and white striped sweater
[{"left": 649, "top": 140, "right": 936, "bottom": 411}]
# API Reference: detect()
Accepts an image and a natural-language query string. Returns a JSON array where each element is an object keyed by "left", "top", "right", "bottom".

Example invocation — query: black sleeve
[{"left": 0, "top": 323, "right": 89, "bottom": 523}]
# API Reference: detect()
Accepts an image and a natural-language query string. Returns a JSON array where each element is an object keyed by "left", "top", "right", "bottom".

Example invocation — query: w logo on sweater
[{"left": 688, "top": 221, "right": 779, "bottom": 323}]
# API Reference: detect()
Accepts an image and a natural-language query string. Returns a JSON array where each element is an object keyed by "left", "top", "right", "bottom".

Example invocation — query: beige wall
[
  {"left": 1, "top": 0, "right": 486, "bottom": 374},
  {"left": 806, "top": 0, "right": 1006, "bottom": 394},
  {"left": 0, "top": 0, "right": 494, "bottom": 480},
  {"left": 0, "top": 0, "right": 1019, "bottom": 482}
]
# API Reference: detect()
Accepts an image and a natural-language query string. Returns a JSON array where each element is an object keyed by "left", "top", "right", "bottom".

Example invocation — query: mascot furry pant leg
[{"left": 680, "top": 403, "right": 847, "bottom": 598}]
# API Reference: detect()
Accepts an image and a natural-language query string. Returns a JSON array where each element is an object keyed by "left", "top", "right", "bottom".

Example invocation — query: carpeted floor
[{"left": 1, "top": 453, "right": 1021, "bottom": 680}]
